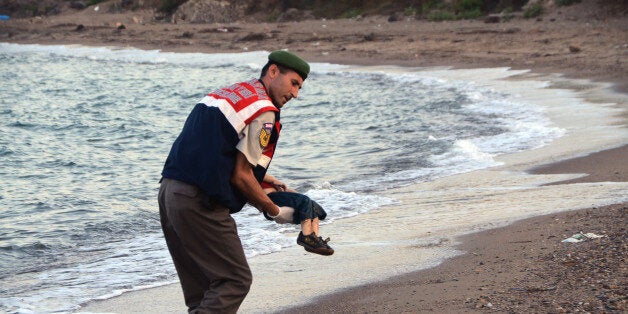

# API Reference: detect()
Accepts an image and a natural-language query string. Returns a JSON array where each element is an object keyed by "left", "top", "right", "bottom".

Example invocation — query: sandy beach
[
  {"left": 2, "top": 1, "right": 626, "bottom": 313},
  {"left": 74, "top": 70, "right": 626, "bottom": 313}
]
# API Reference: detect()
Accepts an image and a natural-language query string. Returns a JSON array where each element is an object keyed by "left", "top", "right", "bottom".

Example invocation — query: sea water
[{"left": 0, "top": 43, "right": 564, "bottom": 313}]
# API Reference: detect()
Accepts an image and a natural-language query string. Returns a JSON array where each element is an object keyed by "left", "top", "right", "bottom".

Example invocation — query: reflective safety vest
[{"left": 162, "top": 79, "right": 281, "bottom": 213}]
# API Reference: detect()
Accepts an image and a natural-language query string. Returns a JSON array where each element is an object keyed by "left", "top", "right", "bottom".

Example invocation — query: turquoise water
[{"left": 0, "top": 43, "right": 563, "bottom": 313}]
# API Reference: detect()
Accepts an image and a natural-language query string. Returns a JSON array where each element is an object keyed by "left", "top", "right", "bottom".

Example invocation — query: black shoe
[
  {"left": 297, "top": 232, "right": 334, "bottom": 256},
  {"left": 319, "top": 236, "right": 333, "bottom": 250}
]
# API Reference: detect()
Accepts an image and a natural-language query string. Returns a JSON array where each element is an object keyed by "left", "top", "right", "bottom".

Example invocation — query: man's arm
[{"left": 231, "top": 151, "right": 280, "bottom": 216}]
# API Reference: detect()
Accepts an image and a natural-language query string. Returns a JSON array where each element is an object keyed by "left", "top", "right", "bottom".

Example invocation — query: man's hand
[{"left": 231, "top": 152, "right": 280, "bottom": 215}]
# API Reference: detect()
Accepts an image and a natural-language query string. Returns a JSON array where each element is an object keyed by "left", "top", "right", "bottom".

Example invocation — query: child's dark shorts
[{"left": 263, "top": 191, "right": 327, "bottom": 224}]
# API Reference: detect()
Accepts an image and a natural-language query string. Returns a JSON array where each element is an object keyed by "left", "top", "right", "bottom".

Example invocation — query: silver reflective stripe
[{"left": 200, "top": 95, "right": 274, "bottom": 135}]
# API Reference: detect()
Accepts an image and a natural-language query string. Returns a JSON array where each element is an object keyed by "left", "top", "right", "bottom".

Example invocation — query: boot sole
[
  {"left": 297, "top": 240, "right": 334, "bottom": 256},
  {"left": 304, "top": 246, "right": 334, "bottom": 256}
]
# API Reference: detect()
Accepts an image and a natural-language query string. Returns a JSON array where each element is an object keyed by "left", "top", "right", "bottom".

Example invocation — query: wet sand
[
  {"left": 76, "top": 68, "right": 626, "bottom": 313},
  {"left": 282, "top": 147, "right": 627, "bottom": 313},
  {"left": 2, "top": 3, "right": 625, "bottom": 313}
]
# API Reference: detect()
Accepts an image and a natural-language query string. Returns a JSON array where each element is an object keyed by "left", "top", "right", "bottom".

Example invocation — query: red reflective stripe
[
  {"left": 244, "top": 106, "right": 278, "bottom": 125},
  {"left": 203, "top": 80, "right": 278, "bottom": 133},
  {"left": 258, "top": 120, "right": 281, "bottom": 168}
]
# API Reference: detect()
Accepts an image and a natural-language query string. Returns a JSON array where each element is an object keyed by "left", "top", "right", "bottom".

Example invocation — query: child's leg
[
  {"left": 312, "top": 218, "right": 319, "bottom": 236},
  {"left": 301, "top": 219, "right": 313, "bottom": 236},
  {"left": 300, "top": 218, "right": 320, "bottom": 236}
]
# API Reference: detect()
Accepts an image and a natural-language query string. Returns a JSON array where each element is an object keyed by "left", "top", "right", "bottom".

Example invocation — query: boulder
[
  {"left": 70, "top": 1, "right": 87, "bottom": 10},
  {"left": 173, "top": 0, "right": 246, "bottom": 23},
  {"left": 278, "top": 8, "right": 315, "bottom": 22},
  {"left": 484, "top": 14, "right": 501, "bottom": 23}
]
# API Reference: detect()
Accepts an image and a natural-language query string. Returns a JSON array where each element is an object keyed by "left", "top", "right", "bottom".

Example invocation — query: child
[{"left": 261, "top": 174, "right": 334, "bottom": 256}]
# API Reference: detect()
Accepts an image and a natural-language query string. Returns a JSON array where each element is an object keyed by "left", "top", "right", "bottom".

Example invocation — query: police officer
[{"left": 158, "top": 51, "right": 310, "bottom": 313}]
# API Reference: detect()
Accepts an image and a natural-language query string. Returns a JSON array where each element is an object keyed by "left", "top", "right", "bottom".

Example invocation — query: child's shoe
[
  {"left": 297, "top": 232, "right": 334, "bottom": 256},
  {"left": 319, "top": 236, "right": 332, "bottom": 250}
]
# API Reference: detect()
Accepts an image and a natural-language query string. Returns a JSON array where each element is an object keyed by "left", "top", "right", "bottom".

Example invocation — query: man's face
[{"left": 266, "top": 64, "right": 304, "bottom": 108}]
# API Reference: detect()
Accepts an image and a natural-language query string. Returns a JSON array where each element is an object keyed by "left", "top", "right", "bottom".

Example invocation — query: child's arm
[{"left": 262, "top": 173, "right": 289, "bottom": 192}]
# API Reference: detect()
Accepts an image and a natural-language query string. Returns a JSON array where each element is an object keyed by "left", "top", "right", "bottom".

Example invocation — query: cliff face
[{"left": 1, "top": 0, "right": 625, "bottom": 21}]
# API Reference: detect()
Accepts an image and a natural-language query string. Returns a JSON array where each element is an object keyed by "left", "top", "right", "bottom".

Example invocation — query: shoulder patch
[{"left": 259, "top": 122, "right": 273, "bottom": 148}]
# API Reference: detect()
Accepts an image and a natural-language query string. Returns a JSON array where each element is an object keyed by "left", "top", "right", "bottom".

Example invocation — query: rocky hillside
[{"left": 1, "top": 0, "right": 626, "bottom": 22}]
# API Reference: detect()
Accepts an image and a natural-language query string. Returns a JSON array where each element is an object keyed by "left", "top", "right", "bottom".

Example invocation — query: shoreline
[
  {"left": 77, "top": 140, "right": 627, "bottom": 313},
  {"left": 282, "top": 144, "right": 627, "bottom": 313},
  {"left": 1, "top": 5, "right": 627, "bottom": 93},
  {"left": 76, "top": 64, "right": 626, "bottom": 313},
  {"left": 283, "top": 201, "right": 627, "bottom": 313},
  {"left": 2, "top": 5, "right": 625, "bottom": 313}
]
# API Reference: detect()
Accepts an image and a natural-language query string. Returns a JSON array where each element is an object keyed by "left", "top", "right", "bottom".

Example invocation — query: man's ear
[{"left": 267, "top": 64, "right": 280, "bottom": 79}]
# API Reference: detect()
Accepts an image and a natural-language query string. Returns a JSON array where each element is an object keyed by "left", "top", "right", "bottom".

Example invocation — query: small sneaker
[
  {"left": 319, "top": 236, "right": 333, "bottom": 250},
  {"left": 297, "top": 232, "right": 334, "bottom": 256}
]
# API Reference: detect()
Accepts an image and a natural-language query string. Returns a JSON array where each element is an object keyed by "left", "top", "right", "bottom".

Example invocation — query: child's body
[{"left": 261, "top": 174, "right": 334, "bottom": 256}]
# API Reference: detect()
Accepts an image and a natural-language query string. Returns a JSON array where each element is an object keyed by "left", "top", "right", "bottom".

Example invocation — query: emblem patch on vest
[{"left": 259, "top": 123, "right": 273, "bottom": 148}]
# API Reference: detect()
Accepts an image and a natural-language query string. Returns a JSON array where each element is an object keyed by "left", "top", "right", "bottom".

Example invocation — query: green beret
[{"left": 268, "top": 50, "right": 310, "bottom": 80}]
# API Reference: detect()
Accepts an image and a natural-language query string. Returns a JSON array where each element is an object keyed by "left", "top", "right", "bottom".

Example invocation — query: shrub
[
  {"left": 86, "top": 0, "right": 106, "bottom": 6},
  {"left": 422, "top": 0, "right": 448, "bottom": 13},
  {"left": 423, "top": 0, "right": 485, "bottom": 21},
  {"left": 427, "top": 10, "right": 455, "bottom": 21},
  {"left": 523, "top": 4, "right": 544, "bottom": 18},
  {"left": 160, "top": 0, "right": 186, "bottom": 14},
  {"left": 341, "top": 8, "right": 362, "bottom": 19},
  {"left": 555, "top": 0, "right": 581, "bottom": 6},
  {"left": 502, "top": 7, "right": 514, "bottom": 22},
  {"left": 404, "top": 6, "right": 418, "bottom": 16},
  {"left": 454, "top": 0, "right": 483, "bottom": 13},
  {"left": 266, "top": 11, "right": 281, "bottom": 22},
  {"left": 458, "top": 8, "right": 483, "bottom": 19}
]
